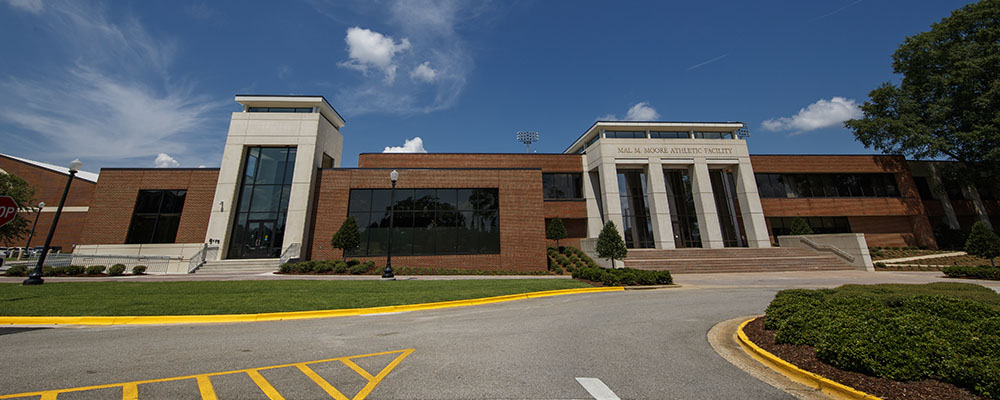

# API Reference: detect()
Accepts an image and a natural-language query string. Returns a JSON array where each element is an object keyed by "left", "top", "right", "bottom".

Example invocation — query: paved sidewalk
[{"left": 877, "top": 251, "right": 966, "bottom": 264}]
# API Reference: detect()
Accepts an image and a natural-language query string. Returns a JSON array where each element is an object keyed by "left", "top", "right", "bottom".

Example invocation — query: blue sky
[{"left": 0, "top": 0, "right": 975, "bottom": 172}]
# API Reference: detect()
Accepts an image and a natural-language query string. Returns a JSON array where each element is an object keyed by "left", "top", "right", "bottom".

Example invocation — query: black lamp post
[
  {"left": 23, "top": 159, "right": 81, "bottom": 286},
  {"left": 20, "top": 201, "right": 45, "bottom": 260},
  {"left": 382, "top": 169, "right": 398, "bottom": 280}
]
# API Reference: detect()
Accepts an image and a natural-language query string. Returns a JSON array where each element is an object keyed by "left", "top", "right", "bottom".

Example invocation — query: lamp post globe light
[
  {"left": 382, "top": 169, "right": 399, "bottom": 280},
  {"left": 23, "top": 159, "right": 81, "bottom": 286},
  {"left": 19, "top": 202, "right": 45, "bottom": 260}
]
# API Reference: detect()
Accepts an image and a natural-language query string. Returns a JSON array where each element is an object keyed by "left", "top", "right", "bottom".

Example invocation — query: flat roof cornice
[
  {"left": 234, "top": 94, "right": 346, "bottom": 128},
  {"left": 564, "top": 120, "right": 745, "bottom": 154}
]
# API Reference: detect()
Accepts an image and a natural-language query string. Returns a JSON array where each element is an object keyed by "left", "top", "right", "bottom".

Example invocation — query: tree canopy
[
  {"left": 596, "top": 221, "right": 627, "bottom": 267},
  {"left": 965, "top": 221, "right": 1000, "bottom": 266},
  {"left": 546, "top": 217, "right": 568, "bottom": 246},
  {"left": 845, "top": 0, "right": 1000, "bottom": 188},
  {"left": 0, "top": 172, "right": 38, "bottom": 246}
]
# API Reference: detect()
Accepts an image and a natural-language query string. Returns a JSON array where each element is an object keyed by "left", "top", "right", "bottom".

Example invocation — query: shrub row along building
[{"left": 2, "top": 95, "right": 997, "bottom": 273}]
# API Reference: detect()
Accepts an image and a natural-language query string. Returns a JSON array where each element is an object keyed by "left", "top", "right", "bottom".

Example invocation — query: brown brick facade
[
  {"left": 306, "top": 168, "right": 547, "bottom": 272},
  {"left": 0, "top": 155, "right": 95, "bottom": 251},
  {"left": 79, "top": 169, "right": 219, "bottom": 245},
  {"left": 752, "top": 155, "right": 936, "bottom": 248}
]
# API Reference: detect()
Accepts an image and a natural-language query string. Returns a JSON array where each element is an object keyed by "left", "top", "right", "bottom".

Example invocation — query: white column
[
  {"left": 598, "top": 160, "right": 625, "bottom": 239},
  {"left": 645, "top": 158, "right": 676, "bottom": 249},
  {"left": 690, "top": 161, "right": 725, "bottom": 248},
  {"left": 734, "top": 159, "right": 771, "bottom": 248},
  {"left": 583, "top": 168, "right": 604, "bottom": 238},
  {"left": 965, "top": 186, "right": 994, "bottom": 229},
  {"left": 928, "top": 164, "right": 960, "bottom": 229}
]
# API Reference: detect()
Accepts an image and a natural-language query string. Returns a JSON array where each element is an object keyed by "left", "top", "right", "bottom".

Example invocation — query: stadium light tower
[{"left": 516, "top": 131, "right": 539, "bottom": 153}]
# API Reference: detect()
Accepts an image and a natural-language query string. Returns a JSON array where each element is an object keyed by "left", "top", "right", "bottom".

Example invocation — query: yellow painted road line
[
  {"left": 0, "top": 349, "right": 413, "bottom": 400},
  {"left": 295, "top": 364, "right": 350, "bottom": 400},
  {"left": 0, "top": 286, "right": 625, "bottom": 326},
  {"left": 246, "top": 370, "right": 285, "bottom": 400},
  {"left": 353, "top": 348, "right": 413, "bottom": 400},
  {"left": 737, "top": 318, "right": 881, "bottom": 400},
  {"left": 121, "top": 383, "right": 138, "bottom": 400},
  {"left": 196, "top": 375, "right": 218, "bottom": 400},
  {"left": 340, "top": 358, "right": 376, "bottom": 381}
]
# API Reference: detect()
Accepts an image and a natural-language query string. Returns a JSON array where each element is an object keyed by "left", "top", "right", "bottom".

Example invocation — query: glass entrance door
[{"left": 242, "top": 220, "right": 275, "bottom": 259}]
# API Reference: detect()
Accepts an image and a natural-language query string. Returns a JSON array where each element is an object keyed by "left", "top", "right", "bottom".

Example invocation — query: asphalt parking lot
[{"left": 1, "top": 271, "right": 996, "bottom": 399}]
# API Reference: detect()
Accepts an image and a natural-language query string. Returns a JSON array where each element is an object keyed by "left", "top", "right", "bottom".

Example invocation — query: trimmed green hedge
[
  {"left": 943, "top": 265, "right": 1000, "bottom": 280},
  {"left": 763, "top": 283, "right": 1000, "bottom": 397},
  {"left": 547, "top": 246, "right": 599, "bottom": 274},
  {"left": 571, "top": 266, "right": 672, "bottom": 286}
]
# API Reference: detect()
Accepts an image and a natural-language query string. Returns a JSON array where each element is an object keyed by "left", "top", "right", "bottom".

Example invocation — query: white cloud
[
  {"left": 411, "top": 61, "right": 437, "bottom": 82},
  {"left": 600, "top": 102, "right": 661, "bottom": 121},
  {"left": 383, "top": 137, "right": 427, "bottom": 153},
  {"left": 338, "top": 26, "right": 411, "bottom": 84},
  {"left": 761, "top": 97, "right": 863, "bottom": 134},
  {"left": 154, "top": 153, "right": 179, "bottom": 168},
  {"left": 5, "top": 0, "right": 43, "bottom": 13},
  {"left": 313, "top": 0, "right": 479, "bottom": 115},
  {"left": 0, "top": 1, "right": 224, "bottom": 167}
]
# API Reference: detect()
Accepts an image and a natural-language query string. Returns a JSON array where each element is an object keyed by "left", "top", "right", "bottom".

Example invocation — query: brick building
[{"left": 3, "top": 94, "right": 997, "bottom": 273}]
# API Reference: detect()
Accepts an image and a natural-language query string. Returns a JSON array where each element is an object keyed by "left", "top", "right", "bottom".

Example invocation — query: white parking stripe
[{"left": 575, "top": 377, "right": 621, "bottom": 400}]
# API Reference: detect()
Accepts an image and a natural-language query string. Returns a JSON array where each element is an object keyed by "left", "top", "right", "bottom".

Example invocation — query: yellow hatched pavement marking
[
  {"left": 195, "top": 376, "right": 217, "bottom": 400},
  {"left": 246, "top": 370, "right": 285, "bottom": 400},
  {"left": 122, "top": 383, "right": 138, "bottom": 400},
  {"left": 0, "top": 349, "right": 413, "bottom": 400}
]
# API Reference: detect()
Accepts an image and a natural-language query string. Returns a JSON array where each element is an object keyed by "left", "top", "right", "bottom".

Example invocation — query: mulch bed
[{"left": 743, "top": 316, "right": 987, "bottom": 400}]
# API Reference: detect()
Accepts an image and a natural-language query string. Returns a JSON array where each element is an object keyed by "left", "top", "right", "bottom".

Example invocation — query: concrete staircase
[
  {"left": 623, "top": 247, "right": 854, "bottom": 274},
  {"left": 193, "top": 258, "right": 281, "bottom": 274}
]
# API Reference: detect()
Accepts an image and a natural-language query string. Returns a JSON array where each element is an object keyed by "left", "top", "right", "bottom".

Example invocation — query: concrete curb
[
  {"left": 737, "top": 318, "right": 881, "bottom": 400},
  {"left": 0, "top": 286, "right": 624, "bottom": 327}
]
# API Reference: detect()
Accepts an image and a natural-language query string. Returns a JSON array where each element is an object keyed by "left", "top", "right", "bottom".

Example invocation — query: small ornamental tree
[
  {"left": 546, "top": 217, "right": 568, "bottom": 247},
  {"left": 331, "top": 216, "right": 361, "bottom": 261},
  {"left": 0, "top": 172, "right": 37, "bottom": 246},
  {"left": 596, "top": 221, "right": 627, "bottom": 269},
  {"left": 789, "top": 217, "right": 814, "bottom": 236},
  {"left": 965, "top": 221, "right": 1000, "bottom": 267}
]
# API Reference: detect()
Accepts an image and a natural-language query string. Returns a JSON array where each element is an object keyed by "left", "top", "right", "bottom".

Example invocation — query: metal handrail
[
  {"left": 793, "top": 236, "right": 856, "bottom": 263},
  {"left": 187, "top": 244, "right": 220, "bottom": 273}
]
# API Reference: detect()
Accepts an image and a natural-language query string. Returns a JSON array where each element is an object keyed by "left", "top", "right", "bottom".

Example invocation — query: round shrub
[
  {"left": 294, "top": 261, "right": 314, "bottom": 273},
  {"left": 313, "top": 261, "right": 333, "bottom": 273},
  {"left": 278, "top": 262, "right": 296, "bottom": 273},
  {"left": 347, "top": 259, "right": 361, "bottom": 267},
  {"left": 108, "top": 264, "right": 126, "bottom": 276},
  {"left": 349, "top": 262, "right": 371, "bottom": 275},
  {"left": 64, "top": 265, "right": 85, "bottom": 275},
  {"left": 333, "top": 260, "right": 348, "bottom": 273},
  {"left": 85, "top": 265, "right": 106, "bottom": 275},
  {"left": 4, "top": 264, "right": 27, "bottom": 276},
  {"left": 552, "top": 266, "right": 563, "bottom": 275},
  {"left": 132, "top": 265, "right": 147, "bottom": 275}
]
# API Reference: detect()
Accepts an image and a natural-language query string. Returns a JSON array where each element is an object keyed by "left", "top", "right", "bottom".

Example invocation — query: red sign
[{"left": 0, "top": 196, "right": 18, "bottom": 228}]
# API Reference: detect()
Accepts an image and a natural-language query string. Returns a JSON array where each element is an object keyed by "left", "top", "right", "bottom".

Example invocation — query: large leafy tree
[
  {"left": 845, "top": 0, "right": 1000, "bottom": 189},
  {"left": 0, "top": 172, "right": 38, "bottom": 246}
]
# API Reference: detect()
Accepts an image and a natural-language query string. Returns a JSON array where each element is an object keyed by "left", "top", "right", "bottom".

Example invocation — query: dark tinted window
[
  {"left": 126, "top": 190, "right": 187, "bottom": 244},
  {"left": 768, "top": 216, "right": 851, "bottom": 236},
  {"left": 650, "top": 131, "right": 689, "bottom": 139},
  {"left": 247, "top": 107, "right": 313, "bottom": 113},
  {"left": 755, "top": 173, "right": 900, "bottom": 198},
  {"left": 542, "top": 173, "right": 583, "bottom": 199},
  {"left": 346, "top": 188, "right": 500, "bottom": 256},
  {"left": 605, "top": 131, "right": 646, "bottom": 139}
]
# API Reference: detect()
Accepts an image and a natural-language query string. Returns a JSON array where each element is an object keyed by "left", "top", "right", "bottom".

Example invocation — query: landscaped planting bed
[
  {"left": 751, "top": 283, "right": 1000, "bottom": 399},
  {"left": 943, "top": 266, "right": 1000, "bottom": 281},
  {"left": 868, "top": 246, "right": 953, "bottom": 261},
  {"left": 901, "top": 254, "right": 997, "bottom": 267}
]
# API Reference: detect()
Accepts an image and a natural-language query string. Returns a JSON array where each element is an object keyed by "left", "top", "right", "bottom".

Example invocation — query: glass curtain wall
[
  {"left": 664, "top": 169, "right": 702, "bottom": 248},
  {"left": 617, "top": 170, "right": 655, "bottom": 248},
  {"left": 347, "top": 188, "right": 500, "bottom": 256},
  {"left": 228, "top": 147, "right": 297, "bottom": 259},
  {"left": 710, "top": 169, "right": 746, "bottom": 247}
]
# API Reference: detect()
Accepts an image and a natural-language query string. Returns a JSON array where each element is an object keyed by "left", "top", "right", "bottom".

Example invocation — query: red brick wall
[
  {"left": 752, "top": 155, "right": 937, "bottom": 248},
  {"left": 80, "top": 169, "right": 218, "bottom": 245},
  {"left": 544, "top": 200, "right": 587, "bottom": 219},
  {"left": 0, "top": 155, "right": 96, "bottom": 251},
  {"left": 307, "top": 168, "right": 546, "bottom": 272},
  {"left": 358, "top": 153, "right": 584, "bottom": 172}
]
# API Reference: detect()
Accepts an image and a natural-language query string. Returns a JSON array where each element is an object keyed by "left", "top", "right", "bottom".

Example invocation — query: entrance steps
[
  {"left": 623, "top": 247, "right": 854, "bottom": 274},
  {"left": 194, "top": 258, "right": 281, "bottom": 274}
]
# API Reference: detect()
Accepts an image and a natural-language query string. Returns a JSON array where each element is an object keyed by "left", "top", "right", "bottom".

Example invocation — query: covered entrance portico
[{"left": 570, "top": 121, "right": 771, "bottom": 250}]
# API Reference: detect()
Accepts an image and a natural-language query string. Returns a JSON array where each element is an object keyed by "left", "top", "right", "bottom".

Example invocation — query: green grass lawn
[{"left": 0, "top": 279, "right": 592, "bottom": 316}]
